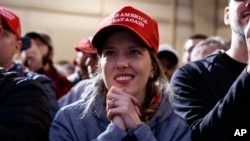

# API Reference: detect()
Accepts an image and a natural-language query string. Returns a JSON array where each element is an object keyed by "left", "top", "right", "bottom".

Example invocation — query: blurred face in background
[
  {"left": 158, "top": 56, "right": 178, "bottom": 81},
  {"left": 182, "top": 38, "right": 204, "bottom": 64},
  {"left": 75, "top": 51, "right": 98, "bottom": 77},
  {"left": 224, "top": 0, "right": 250, "bottom": 41},
  {"left": 0, "top": 28, "right": 20, "bottom": 68},
  {"left": 32, "top": 38, "right": 50, "bottom": 57}
]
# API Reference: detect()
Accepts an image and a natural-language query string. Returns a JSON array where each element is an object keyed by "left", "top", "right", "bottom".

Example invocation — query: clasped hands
[{"left": 106, "top": 86, "right": 142, "bottom": 131}]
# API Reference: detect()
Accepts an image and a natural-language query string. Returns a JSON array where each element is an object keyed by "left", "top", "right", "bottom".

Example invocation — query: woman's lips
[{"left": 114, "top": 74, "right": 134, "bottom": 84}]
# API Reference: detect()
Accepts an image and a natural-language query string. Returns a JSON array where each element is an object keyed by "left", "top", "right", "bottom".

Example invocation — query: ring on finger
[{"left": 111, "top": 99, "right": 116, "bottom": 107}]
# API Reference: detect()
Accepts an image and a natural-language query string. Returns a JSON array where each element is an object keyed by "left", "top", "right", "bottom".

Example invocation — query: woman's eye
[
  {"left": 130, "top": 49, "right": 140, "bottom": 55},
  {"left": 103, "top": 50, "right": 115, "bottom": 56}
]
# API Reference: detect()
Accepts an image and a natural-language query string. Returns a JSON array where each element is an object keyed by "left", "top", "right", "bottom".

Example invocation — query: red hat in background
[
  {"left": 0, "top": 7, "right": 21, "bottom": 39},
  {"left": 92, "top": 6, "right": 159, "bottom": 54},
  {"left": 75, "top": 37, "right": 97, "bottom": 54}
]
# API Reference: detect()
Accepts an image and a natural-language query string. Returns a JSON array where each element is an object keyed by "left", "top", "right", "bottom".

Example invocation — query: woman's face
[{"left": 100, "top": 30, "right": 154, "bottom": 98}]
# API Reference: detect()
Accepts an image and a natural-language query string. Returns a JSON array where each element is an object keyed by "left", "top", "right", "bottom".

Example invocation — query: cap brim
[
  {"left": 92, "top": 24, "right": 151, "bottom": 54},
  {"left": 75, "top": 47, "right": 97, "bottom": 54}
]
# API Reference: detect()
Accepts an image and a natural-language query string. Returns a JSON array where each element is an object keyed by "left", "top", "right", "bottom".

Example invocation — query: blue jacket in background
[
  {"left": 58, "top": 77, "right": 93, "bottom": 108},
  {"left": 9, "top": 61, "right": 59, "bottom": 118}
]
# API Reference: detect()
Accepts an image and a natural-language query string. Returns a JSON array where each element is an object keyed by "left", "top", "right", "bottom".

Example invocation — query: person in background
[
  {"left": 171, "top": 0, "right": 250, "bottom": 140},
  {"left": 190, "top": 36, "right": 230, "bottom": 61},
  {"left": 55, "top": 60, "right": 75, "bottom": 76},
  {"left": 23, "top": 32, "right": 73, "bottom": 99},
  {"left": 0, "top": 67, "right": 51, "bottom": 141},
  {"left": 0, "top": 7, "right": 58, "bottom": 118},
  {"left": 58, "top": 37, "right": 99, "bottom": 107},
  {"left": 50, "top": 5, "right": 191, "bottom": 141},
  {"left": 67, "top": 37, "right": 98, "bottom": 85},
  {"left": 157, "top": 43, "right": 179, "bottom": 81},
  {"left": 58, "top": 74, "right": 97, "bottom": 108},
  {"left": 182, "top": 33, "right": 208, "bottom": 64}
]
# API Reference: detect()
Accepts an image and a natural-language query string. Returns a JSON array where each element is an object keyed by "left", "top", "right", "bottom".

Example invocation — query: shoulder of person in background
[
  {"left": 0, "top": 67, "right": 51, "bottom": 141},
  {"left": 23, "top": 69, "right": 59, "bottom": 118},
  {"left": 10, "top": 60, "right": 59, "bottom": 119},
  {"left": 58, "top": 74, "right": 98, "bottom": 108}
]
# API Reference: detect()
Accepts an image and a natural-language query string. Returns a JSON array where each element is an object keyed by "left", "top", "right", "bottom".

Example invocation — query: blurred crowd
[{"left": 1, "top": 1, "right": 249, "bottom": 140}]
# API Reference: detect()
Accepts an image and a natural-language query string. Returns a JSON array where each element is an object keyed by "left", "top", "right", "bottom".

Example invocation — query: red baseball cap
[
  {"left": 92, "top": 6, "right": 159, "bottom": 54},
  {"left": 0, "top": 7, "right": 21, "bottom": 39},
  {"left": 75, "top": 37, "right": 97, "bottom": 54}
]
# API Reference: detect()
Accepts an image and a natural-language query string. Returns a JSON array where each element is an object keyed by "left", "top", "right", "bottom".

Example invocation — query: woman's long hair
[{"left": 80, "top": 42, "right": 173, "bottom": 123}]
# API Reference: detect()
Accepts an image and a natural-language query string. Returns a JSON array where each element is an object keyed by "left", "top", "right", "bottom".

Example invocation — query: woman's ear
[{"left": 150, "top": 65, "right": 155, "bottom": 78}]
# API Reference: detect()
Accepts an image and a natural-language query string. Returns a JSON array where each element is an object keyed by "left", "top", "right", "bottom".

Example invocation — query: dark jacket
[
  {"left": 9, "top": 61, "right": 59, "bottom": 118},
  {"left": 0, "top": 68, "right": 51, "bottom": 141},
  {"left": 171, "top": 50, "right": 250, "bottom": 141}
]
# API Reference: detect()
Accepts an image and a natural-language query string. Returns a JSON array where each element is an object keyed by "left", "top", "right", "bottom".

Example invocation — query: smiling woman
[{"left": 49, "top": 5, "right": 191, "bottom": 141}]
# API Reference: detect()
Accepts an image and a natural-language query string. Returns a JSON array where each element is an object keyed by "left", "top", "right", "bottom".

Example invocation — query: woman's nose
[{"left": 116, "top": 57, "right": 129, "bottom": 69}]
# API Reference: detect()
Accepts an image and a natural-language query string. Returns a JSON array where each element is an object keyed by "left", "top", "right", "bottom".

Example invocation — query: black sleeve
[
  {"left": 171, "top": 65, "right": 250, "bottom": 141},
  {"left": 31, "top": 73, "right": 59, "bottom": 119},
  {"left": 0, "top": 72, "right": 51, "bottom": 141}
]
